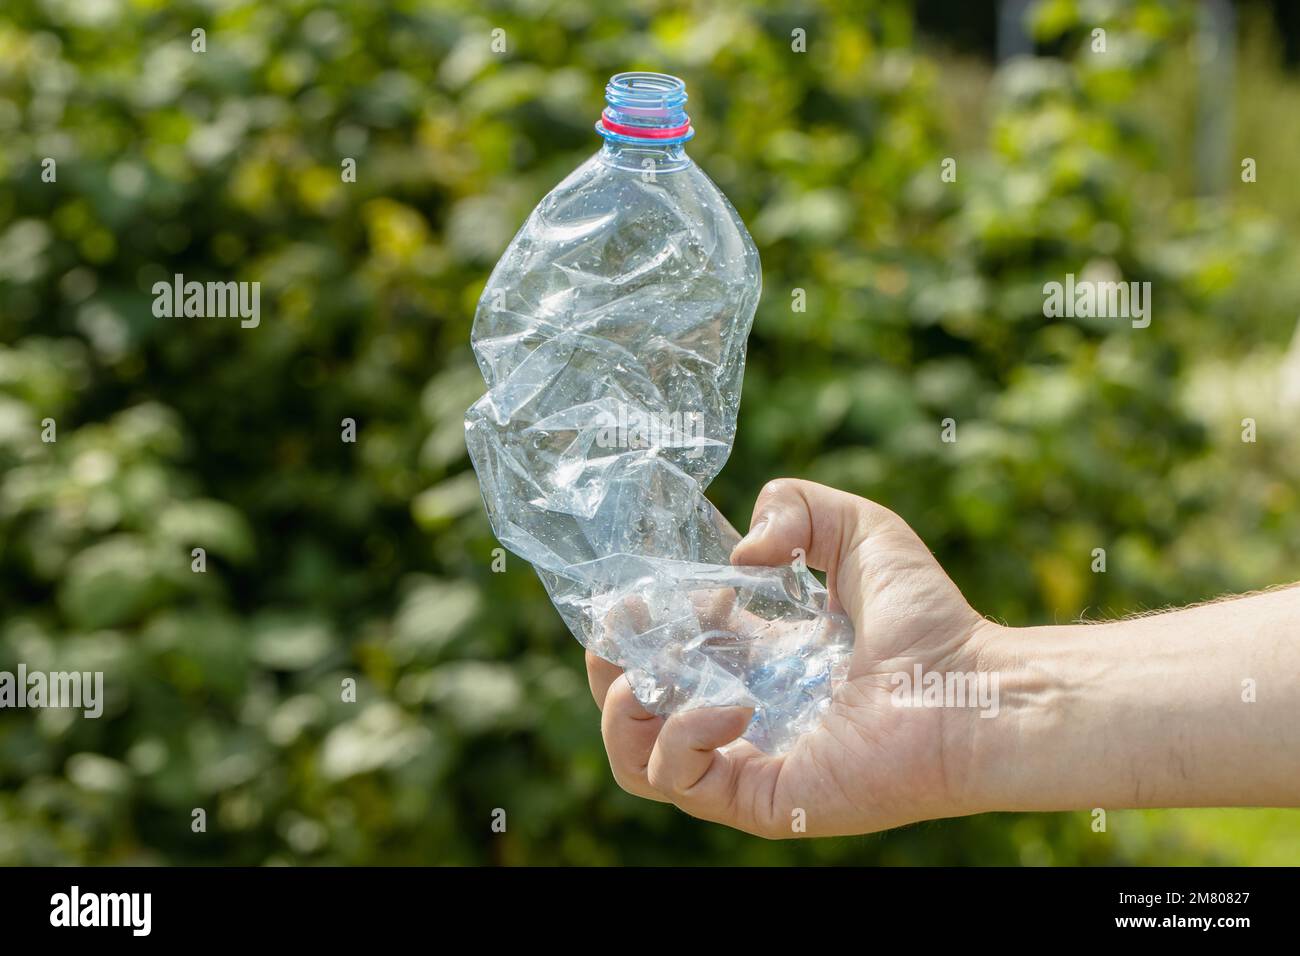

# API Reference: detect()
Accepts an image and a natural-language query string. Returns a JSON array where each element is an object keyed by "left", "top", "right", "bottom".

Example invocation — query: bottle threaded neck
[{"left": 596, "top": 72, "right": 694, "bottom": 145}]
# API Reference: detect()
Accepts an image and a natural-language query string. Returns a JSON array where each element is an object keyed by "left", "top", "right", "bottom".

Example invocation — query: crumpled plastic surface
[{"left": 464, "top": 149, "right": 854, "bottom": 753}]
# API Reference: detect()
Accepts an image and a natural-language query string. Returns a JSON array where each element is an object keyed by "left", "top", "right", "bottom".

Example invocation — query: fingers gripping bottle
[{"left": 465, "top": 72, "right": 854, "bottom": 753}]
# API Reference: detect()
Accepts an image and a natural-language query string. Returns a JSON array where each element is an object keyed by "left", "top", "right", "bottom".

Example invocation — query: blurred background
[{"left": 2, "top": 0, "right": 1299, "bottom": 865}]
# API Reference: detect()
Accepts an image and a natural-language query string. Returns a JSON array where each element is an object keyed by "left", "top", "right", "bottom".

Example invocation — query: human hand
[{"left": 586, "top": 478, "right": 1001, "bottom": 837}]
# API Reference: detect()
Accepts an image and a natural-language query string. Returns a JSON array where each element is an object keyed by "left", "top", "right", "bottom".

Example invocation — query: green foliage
[{"left": 0, "top": 0, "right": 1297, "bottom": 864}]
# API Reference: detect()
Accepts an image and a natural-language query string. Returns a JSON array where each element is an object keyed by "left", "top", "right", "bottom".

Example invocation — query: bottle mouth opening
[{"left": 596, "top": 72, "right": 694, "bottom": 145}]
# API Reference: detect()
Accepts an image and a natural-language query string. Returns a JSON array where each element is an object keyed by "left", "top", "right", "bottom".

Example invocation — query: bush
[{"left": 1, "top": 0, "right": 1297, "bottom": 865}]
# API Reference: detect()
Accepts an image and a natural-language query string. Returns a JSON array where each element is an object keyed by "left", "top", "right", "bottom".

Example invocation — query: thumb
[{"left": 730, "top": 480, "right": 897, "bottom": 605}]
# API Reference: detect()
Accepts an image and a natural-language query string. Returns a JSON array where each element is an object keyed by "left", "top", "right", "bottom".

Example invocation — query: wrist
[
  {"left": 961, "top": 597, "right": 1300, "bottom": 813},
  {"left": 933, "top": 618, "right": 1064, "bottom": 819},
  {"left": 961, "top": 619, "right": 1123, "bottom": 815}
]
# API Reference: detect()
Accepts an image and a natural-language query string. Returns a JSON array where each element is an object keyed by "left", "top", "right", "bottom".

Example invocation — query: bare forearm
[{"left": 969, "top": 584, "right": 1300, "bottom": 813}]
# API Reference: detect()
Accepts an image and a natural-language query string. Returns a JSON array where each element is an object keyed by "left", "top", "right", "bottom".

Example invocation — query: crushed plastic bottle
[{"left": 464, "top": 72, "right": 854, "bottom": 753}]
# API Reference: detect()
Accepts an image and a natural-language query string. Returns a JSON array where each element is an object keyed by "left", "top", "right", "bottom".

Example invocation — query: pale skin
[{"left": 585, "top": 479, "right": 1300, "bottom": 838}]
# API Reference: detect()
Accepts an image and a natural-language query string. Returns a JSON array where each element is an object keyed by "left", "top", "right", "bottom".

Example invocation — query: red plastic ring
[{"left": 598, "top": 115, "right": 692, "bottom": 140}]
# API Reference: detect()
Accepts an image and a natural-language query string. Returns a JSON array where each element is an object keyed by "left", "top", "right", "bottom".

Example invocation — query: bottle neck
[
  {"left": 599, "top": 139, "right": 691, "bottom": 174},
  {"left": 596, "top": 72, "right": 695, "bottom": 174}
]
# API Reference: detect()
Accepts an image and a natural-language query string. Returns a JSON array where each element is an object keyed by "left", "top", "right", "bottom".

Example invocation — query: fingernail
[
  {"left": 686, "top": 706, "right": 754, "bottom": 746},
  {"left": 738, "top": 517, "right": 769, "bottom": 548},
  {"left": 731, "top": 519, "right": 769, "bottom": 566}
]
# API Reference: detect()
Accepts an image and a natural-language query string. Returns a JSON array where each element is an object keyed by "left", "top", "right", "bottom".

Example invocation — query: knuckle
[
  {"left": 610, "top": 765, "right": 639, "bottom": 796},
  {"left": 859, "top": 497, "right": 905, "bottom": 531},
  {"left": 606, "top": 744, "right": 649, "bottom": 796},
  {"left": 644, "top": 758, "right": 672, "bottom": 795},
  {"left": 757, "top": 478, "right": 794, "bottom": 506}
]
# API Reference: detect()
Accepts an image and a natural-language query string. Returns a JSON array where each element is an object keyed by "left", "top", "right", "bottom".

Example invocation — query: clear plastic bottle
[{"left": 465, "top": 73, "right": 853, "bottom": 753}]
